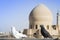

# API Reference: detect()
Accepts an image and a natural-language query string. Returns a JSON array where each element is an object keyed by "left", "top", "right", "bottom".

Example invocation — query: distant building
[{"left": 23, "top": 4, "right": 60, "bottom": 38}]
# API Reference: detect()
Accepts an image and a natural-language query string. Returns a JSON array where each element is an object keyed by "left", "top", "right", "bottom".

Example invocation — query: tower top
[{"left": 57, "top": 10, "right": 60, "bottom": 16}]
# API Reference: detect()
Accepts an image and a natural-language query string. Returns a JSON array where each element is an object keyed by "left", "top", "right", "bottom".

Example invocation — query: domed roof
[{"left": 29, "top": 4, "right": 53, "bottom": 25}]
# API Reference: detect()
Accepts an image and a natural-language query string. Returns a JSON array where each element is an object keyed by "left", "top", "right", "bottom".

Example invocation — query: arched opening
[
  {"left": 52, "top": 25, "right": 56, "bottom": 30},
  {"left": 47, "top": 25, "right": 49, "bottom": 29},
  {"left": 36, "top": 25, "right": 38, "bottom": 29}
]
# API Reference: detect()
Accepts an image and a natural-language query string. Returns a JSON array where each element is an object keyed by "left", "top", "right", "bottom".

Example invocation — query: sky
[{"left": 0, "top": 0, "right": 60, "bottom": 32}]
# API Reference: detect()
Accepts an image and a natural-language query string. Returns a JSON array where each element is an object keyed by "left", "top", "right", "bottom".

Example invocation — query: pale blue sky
[{"left": 0, "top": 0, "right": 60, "bottom": 32}]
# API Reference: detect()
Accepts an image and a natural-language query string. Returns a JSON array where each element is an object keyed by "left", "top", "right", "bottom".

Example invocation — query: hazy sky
[{"left": 0, "top": 0, "right": 60, "bottom": 32}]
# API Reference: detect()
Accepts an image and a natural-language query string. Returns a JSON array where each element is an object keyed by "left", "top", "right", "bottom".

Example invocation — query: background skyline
[{"left": 0, "top": 0, "right": 60, "bottom": 32}]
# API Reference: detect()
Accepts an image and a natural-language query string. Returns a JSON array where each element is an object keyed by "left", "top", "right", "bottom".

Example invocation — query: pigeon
[
  {"left": 11, "top": 26, "right": 27, "bottom": 39},
  {"left": 40, "top": 25, "right": 59, "bottom": 40},
  {"left": 40, "top": 25, "right": 52, "bottom": 38}
]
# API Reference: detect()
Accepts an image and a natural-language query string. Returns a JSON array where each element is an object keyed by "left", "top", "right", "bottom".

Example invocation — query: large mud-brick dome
[{"left": 29, "top": 4, "right": 53, "bottom": 29}]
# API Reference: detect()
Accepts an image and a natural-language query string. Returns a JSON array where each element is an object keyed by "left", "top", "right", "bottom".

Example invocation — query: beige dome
[{"left": 29, "top": 4, "right": 53, "bottom": 27}]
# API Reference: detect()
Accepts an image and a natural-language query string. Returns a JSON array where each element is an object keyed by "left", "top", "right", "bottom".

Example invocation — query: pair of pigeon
[{"left": 11, "top": 25, "right": 58, "bottom": 40}]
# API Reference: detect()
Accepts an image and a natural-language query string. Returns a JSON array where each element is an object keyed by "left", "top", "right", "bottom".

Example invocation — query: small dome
[{"left": 29, "top": 4, "right": 53, "bottom": 25}]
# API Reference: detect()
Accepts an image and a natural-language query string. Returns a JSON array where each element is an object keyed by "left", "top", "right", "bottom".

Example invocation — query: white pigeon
[{"left": 11, "top": 26, "right": 27, "bottom": 39}]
